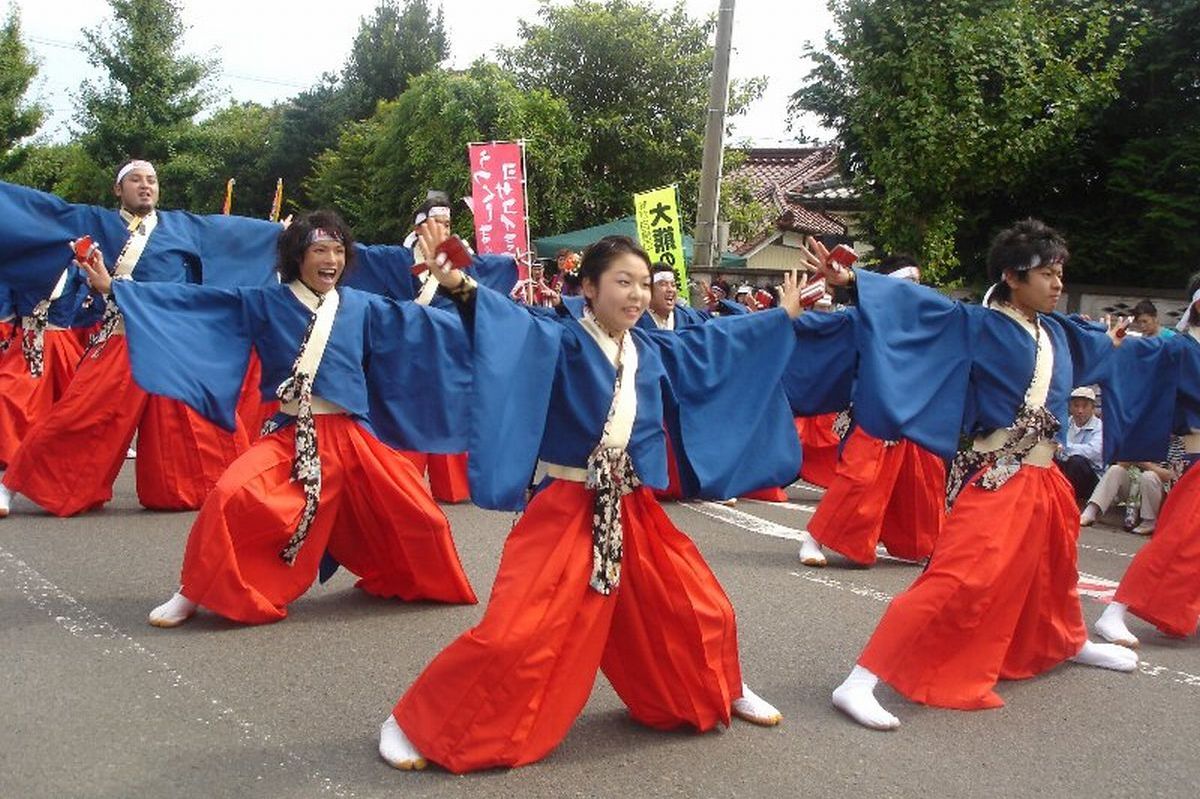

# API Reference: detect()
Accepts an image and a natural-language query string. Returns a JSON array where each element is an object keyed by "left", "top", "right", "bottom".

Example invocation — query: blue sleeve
[
  {"left": 650, "top": 308, "right": 801, "bottom": 498},
  {"left": 348, "top": 243, "right": 418, "bottom": 301},
  {"left": 784, "top": 310, "right": 857, "bottom": 416},
  {"left": 464, "top": 284, "right": 564, "bottom": 510},
  {"left": 111, "top": 280, "right": 251, "bottom": 432},
  {"left": 850, "top": 268, "right": 972, "bottom": 460},
  {"left": 470, "top": 253, "right": 520, "bottom": 296},
  {"left": 1102, "top": 335, "right": 1180, "bottom": 463},
  {"left": 716, "top": 299, "right": 747, "bottom": 315},
  {"left": 1052, "top": 312, "right": 1117, "bottom": 387},
  {"left": 0, "top": 181, "right": 129, "bottom": 293},
  {"left": 364, "top": 298, "right": 473, "bottom": 453},
  {"left": 184, "top": 214, "right": 281, "bottom": 288}
]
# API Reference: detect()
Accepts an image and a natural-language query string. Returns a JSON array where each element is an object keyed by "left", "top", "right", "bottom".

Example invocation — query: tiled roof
[{"left": 726, "top": 146, "right": 850, "bottom": 252}]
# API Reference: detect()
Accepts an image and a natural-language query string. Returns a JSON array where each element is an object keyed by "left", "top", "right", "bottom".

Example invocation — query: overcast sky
[{"left": 7, "top": 0, "right": 834, "bottom": 145}]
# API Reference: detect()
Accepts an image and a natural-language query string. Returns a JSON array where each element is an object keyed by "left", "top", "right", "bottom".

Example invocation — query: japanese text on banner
[
  {"left": 633, "top": 185, "right": 687, "bottom": 289},
  {"left": 468, "top": 142, "right": 530, "bottom": 262}
]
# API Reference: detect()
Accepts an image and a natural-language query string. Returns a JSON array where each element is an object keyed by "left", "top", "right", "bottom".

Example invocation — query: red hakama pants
[
  {"left": 3, "top": 336, "right": 249, "bottom": 516},
  {"left": 809, "top": 429, "right": 946, "bottom": 565},
  {"left": 653, "top": 435, "right": 685, "bottom": 501},
  {"left": 1113, "top": 462, "right": 1200, "bottom": 638},
  {"left": 394, "top": 481, "right": 742, "bottom": 773},
  {"left": 0, "top": 329, "right": 85, "bottom": 468},
  {"left": 179, "top": 415, "right": 477, "bottom": 624},
  {"left": 401, "top": 451, "right": 472, "bottom": 503},
  {"left": 797, "top": 413, "right": 839, "bottom": 488},
  {"left": 858, "top": 464, "right": 1086, "bottom": 709},
  {"left": 236, "top": 351, "right": 281, "bottom": 443}
]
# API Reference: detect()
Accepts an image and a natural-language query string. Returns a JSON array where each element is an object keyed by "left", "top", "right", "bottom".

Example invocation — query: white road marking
[
  {"left": 743, "top": 498, "right": 819, "bottom": 514},
  {"left": 0, "top": 547, "right": 356, "bottom": 797},
  {"left": 682, "top": 501, "right": 1198, "bottom": 692},
  {"left": 787, "top": 571, "right": 1200, "bottom": 690}
]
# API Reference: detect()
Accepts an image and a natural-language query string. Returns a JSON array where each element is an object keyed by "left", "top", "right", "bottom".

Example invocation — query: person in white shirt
[{"left": 1057, "top": 386, "right": 1104, "bottom": 505}]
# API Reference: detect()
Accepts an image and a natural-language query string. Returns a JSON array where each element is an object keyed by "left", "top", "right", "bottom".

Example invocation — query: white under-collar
[{"left": 288, "top": 280, "right": 329, "bottom": 311}]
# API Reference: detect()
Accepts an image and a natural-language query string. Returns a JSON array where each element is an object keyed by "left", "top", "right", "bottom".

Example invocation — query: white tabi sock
[
  {"left": 797, "top": 532, "right": 827, "bottom": 567},
  {"left": 148, "top": 590, "right": 198, "bottom": 628},
  {"left": 1094, "top": 602, "right": 1139, "bottom": 649},
  {"left": 1079, "top": 503, "right": 1100, "bottom": 527},
  {"left": 832, "top": 664, "right": 900, "bottom": 730},
  {"left": 379, "top": 715, "right": 427, "bottom": 770},
  {"left": 0, "top": 479, "right": 11, "bottom": 518},
  {"left": 731, "top": 682, "right": 782, "bottom": 726},
  {"left": 1070, "top": 638, "right": 1139, "bottom": 671}
]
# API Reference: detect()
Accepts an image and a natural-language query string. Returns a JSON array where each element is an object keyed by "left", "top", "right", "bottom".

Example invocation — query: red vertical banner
[{"left": 467, "top": 141, "right": 530, "bottom": 271}]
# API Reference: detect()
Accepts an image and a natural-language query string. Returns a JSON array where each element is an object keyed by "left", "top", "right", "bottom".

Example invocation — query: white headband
[
  {"left": 652, "top": 271, "right": 676, "bottom": 285},
  {"left": 414, "top": 206, "right": 451, "bottom": 226},
  {"left": 116, "top": 160, "right": 156, "bottom": 184},
  {"left": 1178, "top": 287, "right": 1200, "bottom": 332}
]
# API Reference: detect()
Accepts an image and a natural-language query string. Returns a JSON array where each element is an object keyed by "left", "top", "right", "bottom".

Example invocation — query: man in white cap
[
  {"left": 1056, "top": 386, "right": 1104, "bottom": 505},
  {"left": 0, "top": 159, "right": 281, "bottom": 518}
]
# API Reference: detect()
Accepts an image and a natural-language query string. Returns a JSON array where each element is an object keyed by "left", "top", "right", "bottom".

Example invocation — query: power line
[{"left": 25, "top": 34, "right": 307, "bottom": 91}]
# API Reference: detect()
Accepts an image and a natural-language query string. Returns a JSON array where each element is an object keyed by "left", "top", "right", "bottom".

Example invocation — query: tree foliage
[
  {"left": 500, "top": 0, "right": 764, "bottom": 229},
  {"left": 793, "top": 0, "right": 1141, "bottom": 284},
  {"left": 74, "top": 0, "right": 214, "bottom": 179},
  {"left": 342, "top": 0, "right": 449, "bottom": 119},
  {"left": 0, "top": 9, "right": 44, "bottom": 168},
  {"left": 164, "top": 102, "right": 283, "bottom": 216},
  {"left": 307, "top": 62, "right": 587, "bottom": 244}
]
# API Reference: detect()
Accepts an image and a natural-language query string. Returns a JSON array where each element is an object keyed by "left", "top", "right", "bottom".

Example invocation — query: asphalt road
[{"left": 1, "top": 465, "right": 1196, "bottom": 799}]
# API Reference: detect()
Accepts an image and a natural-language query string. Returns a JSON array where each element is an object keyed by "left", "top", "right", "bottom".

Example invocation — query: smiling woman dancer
[
  {"left": 380, "top": 229, "right": 808, "bottom": 772},
  {"left": 76, "top": 210, "right": 478, "bottom": 626}
]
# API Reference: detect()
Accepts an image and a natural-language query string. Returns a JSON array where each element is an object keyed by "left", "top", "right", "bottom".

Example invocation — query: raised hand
[
  {"left": 414, "top": 221, "right": 461, "bottom": 289},
  {"left": 800, "top": 236, "right": 851, "bottom": 286},
  {"left": 779, "top": 269, "right": 808, "bottom": 319},
  {"left": 1103, "top": 314, "right": 1133, "bottom": 346}
]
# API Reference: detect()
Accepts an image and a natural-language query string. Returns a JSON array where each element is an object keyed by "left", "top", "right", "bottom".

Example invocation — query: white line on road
[
  {"left": 787, "top": 571, "right": 1200, "bottom": 690},
  {"left": 680, "top": 501, "right": 1199, "bottom": 692},
  {"left": 0, "top": 547, "right": 356, "bottom": 798}
]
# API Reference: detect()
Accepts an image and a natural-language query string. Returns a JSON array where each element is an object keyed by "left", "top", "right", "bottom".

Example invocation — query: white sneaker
[
  {"left": 379, "top": 715, "right": 427, "bottom": 770},
  {"left": 731, "top": 683, "right": 782, "bottom": 726},
  {"left": 832, "top": 666, "right": 900, "bottom": 731},
  {"left": 797, "top": 532, "right": 827, "bottom": 567},
  {"left": 0, "top": 481, "right": 11, "bottom": 518},
  {"left": 148, "top": 591, "right": 198, "bottom": 628}
]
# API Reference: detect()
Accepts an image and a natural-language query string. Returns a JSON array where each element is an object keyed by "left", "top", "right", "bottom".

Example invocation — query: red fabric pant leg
[
  {"left": 3, "top": 336, "right": 147, "bottom": 516},
  {"left": 878, "top": 442, "right": 946, "bottom": 562},
  {"left": 394, "top": 479, "right": 615, "bottom": 773},
  {"left": 999, "top": 467, "right": 1088, "bottom": 679},
  {"left": 1114, "top": 464, "right": 1200, "bottom": 637},
  {"left": 135, "top": 395, "right": 250, "bottom": 511},
  {"left": 653, "top": 434, "right": 684, "bottom": 501},
  {"left": 323, "top": 419, "right": 476, "bottom": 604},
  {"left": 808, "top": 428, "right": 897, "bottom": 564},
  {"left": 858, "top": 465, "right": 1087, "bottom": 710},
  {"left": 798, "top": 414, "right": 839, "bottom": 488},
  {"left": 237, "top": 350, "right": 267, "bottom": 443},
  {"left": 426, "top": 452, "right": 471, "bottom": 503},
  {"left": 178, "top": 424, "right": 341, "bottom": 624},
  {"left": 600, "top": 488, "right": 741, "bottom": 731},
  {"left": 0, "top": 330, "right": 85, "bottom": 468}
]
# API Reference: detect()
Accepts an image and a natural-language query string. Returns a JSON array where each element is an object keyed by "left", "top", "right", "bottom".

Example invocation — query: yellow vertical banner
[{"left": 633, "top": 184, "right": 688, "bottom": 289}]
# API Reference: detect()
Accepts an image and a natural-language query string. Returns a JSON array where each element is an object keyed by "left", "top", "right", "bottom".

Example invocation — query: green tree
[
  {"left": 163, "top": 101, "right": 284, "bottom": 217},
  {"left": 342, "top": 0, "right": 449, "bottom": 119},
  {"left": 1012, "top": 0, "right": 1200, "bottom": 287},
  {"left": 265, "top": 1, "right": 451, "bottom": 211},
  {"left": 500, "top": 0, "right": 765, "bottom": 228},
  {"left": 71, "top": 0, "right": 213, "bottom": 202},
  {"left": 307, "top": 62, "right": 587, "bottom": 244},
  {"left": 0, "top": 9, "right": 46, "bottom": 175},
  {"left": 792, "top": 0, "right": 1141, "bottom": 284}
]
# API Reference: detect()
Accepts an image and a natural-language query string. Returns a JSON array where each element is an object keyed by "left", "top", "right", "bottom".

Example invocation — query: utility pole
[{"left": 693, "top": 0, "right": 735, "bottom": 271}]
